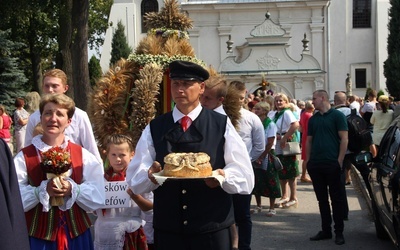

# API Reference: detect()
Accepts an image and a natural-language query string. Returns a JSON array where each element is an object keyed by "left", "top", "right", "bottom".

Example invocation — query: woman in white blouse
[{"left": 273, "top": 93, "right": 300, "bottom": 208}]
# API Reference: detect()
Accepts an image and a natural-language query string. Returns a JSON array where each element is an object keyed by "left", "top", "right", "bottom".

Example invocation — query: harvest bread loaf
[{"left": 163, "top": 152, "right": 212, "bottom": 177}]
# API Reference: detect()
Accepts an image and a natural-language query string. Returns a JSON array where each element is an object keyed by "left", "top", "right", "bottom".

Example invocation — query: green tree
[
  {"left": 364, "top": 87, "right": 373, "bottom": 101},
  {"left": 89, "top": 0, "right": 114, "bottom": 55},
  {"left": 0, "top": 30, "right": 28, "bottom": 109},
  {"left": 0, "top": 0, "right": 59, "bottom": 93},
  {"left": 88, "top": 55, "right": 102, "bottom": 87},
  {"left": 0, "top": 0, "right": 112, "bottom": 105},
  {"left": 110, "top": 21, "right": 132, "bottom": 66},
  {"left": 384, "top": 0, "right": 400, "bottom": 99}
]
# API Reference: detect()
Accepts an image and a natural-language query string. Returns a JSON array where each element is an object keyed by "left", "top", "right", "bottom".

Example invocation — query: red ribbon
[{"left": 57, "top": 211, "right": 68, "bottom": 250}]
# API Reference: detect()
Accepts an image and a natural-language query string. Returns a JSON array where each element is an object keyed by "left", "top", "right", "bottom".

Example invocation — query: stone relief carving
[
  {"left": 257, "top": 52, "right": 280, "bottom": 70},
  {"left": 250, "top": 20, "right": 285, "bottom": 37},
  {"left": 314, "top": 77, "right": 324, "bottom": 89},
  {"left": 294, "top": 77, "right": 303, "bottom": 89}
]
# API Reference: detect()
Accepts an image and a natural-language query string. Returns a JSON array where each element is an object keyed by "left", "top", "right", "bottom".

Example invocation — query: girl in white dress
[{"left": 94, "top": 134, "right": 153, "bottom": 250}]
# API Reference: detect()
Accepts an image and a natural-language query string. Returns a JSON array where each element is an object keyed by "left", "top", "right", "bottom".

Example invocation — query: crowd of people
[{"left": 0, "top": 59, "right": 398, "bottom": 250}]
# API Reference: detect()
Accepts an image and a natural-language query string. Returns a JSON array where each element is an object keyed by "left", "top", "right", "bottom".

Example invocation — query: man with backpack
[{"left": 334, "top": 92, "right": 375, "bottom": 201}]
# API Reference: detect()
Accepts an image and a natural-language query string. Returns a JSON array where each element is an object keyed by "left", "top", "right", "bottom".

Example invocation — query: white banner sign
[{"left": 101, "top": 181, "right": 131, "bottom": 208}]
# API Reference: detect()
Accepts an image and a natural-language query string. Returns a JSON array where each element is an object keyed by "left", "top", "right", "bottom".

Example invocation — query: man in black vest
[{"left": 127, "top": 60, "right": 254, "bottom": 250}]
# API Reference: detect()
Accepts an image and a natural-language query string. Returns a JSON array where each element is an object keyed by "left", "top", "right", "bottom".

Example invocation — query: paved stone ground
[{"left": 249, "top": 167, "right": 395, "bottom": 249}]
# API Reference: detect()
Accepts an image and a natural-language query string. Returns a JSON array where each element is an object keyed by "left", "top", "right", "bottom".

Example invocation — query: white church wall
[
  {"left": 101, "top": 0, "right": 390, "bottom": 100},
  {"left": 99, "top": 2, "right": 137, "bottom": 72},
  {"left": 376, "top": 0, "right": 390, "bottom": 92}
]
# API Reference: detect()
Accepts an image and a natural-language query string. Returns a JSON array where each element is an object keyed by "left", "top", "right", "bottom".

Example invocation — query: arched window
[
  {"left": 353, "top": 0, "right": 371, "bottom": 28},
  {"left": 141, "top": 0, "right": 159, "bottom": 33}
]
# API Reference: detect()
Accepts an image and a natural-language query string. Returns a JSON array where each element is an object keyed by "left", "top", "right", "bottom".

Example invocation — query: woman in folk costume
[
  {"left": 94, "top": 134, "right": 153, "bottom": 250},
  {"left": 14, "top": 94, "right": 105, "bottom": 250},
  {"left": 273, "top": 93, "right": 300, "bottom": 208},
  {"left": 252, "top": 101, "right": 282, "bottom": 216}
]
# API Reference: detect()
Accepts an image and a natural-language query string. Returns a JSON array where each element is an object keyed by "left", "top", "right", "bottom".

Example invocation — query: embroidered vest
[
  {"left": 22, "top": 142, "right": 91, "bottom": 241},
  {"left": 150, "top": 108, "right": 234, "bottom": 234}
]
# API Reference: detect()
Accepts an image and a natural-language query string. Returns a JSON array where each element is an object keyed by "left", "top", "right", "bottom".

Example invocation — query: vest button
[
  {"left": 183, "top": 220, "right": 188, "bottom": 225},
  {"left": 182, "top": 189, "right": 187, "bottom": 194},
  {"left": 183, "top": 205, "right": 187, "bottom": 210}
]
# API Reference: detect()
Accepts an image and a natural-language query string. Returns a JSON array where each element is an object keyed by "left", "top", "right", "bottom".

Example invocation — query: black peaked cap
[{"left": 169, "top": 60, "right": 209, "bottom": 82}]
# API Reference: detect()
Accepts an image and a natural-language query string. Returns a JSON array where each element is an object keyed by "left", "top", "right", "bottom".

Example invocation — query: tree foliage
[
  {"left": 0, "top": 30, "right": 28, "bottom": 109},
  {"left": 89, "top": 55, "right": 102, "bottom": 87},
  {"left": 0, "top": 0, "right": 112, "bottom": 108},
  {"left": 384, "top": 0, "right": 400, "bottom": 99},
  {"left": 89, "top": 0, "right": 113, "bottom": 55},
  {"left": 0, "top": 0, "right": 59, "bottom": 93},
  {"left": 110, "top": 21, "right": 132, "bottom": 66}
]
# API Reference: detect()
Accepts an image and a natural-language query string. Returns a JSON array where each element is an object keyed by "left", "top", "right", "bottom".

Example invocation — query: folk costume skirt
[
  {"left": 29, "top": 226, "right": 93, "bottom": 250},
  {"left": 277, "top": 154, "right": 299, "bottom": 180},
  {"left": 252, "top": 155, "right": 282, "bottom": 198}
]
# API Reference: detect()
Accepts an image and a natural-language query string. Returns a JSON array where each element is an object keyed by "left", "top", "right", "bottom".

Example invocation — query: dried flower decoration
[
  {"left": 41, "top": 146, "right": 71, "bottom": 175},
  {"left": 40, "top": 146, "right": 72, "bottom": 206}
]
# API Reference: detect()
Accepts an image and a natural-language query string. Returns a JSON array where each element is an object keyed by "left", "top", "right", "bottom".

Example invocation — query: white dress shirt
[
  {"left": 214, "top": 105, "right": 226, "bottom": 115},
  {"left": 14, "top": 135, "right": 105, "bottom": 212},
  {"left": 126, "top": 104, "right": 254, "bottom": 195},
  {"left": 24, "top": 108, "right": 102, "bottom": 163},
  {"left": 237, "top": 108, "right": 266, "bottom": 162},
  {"left": 213, "top": 105, "right": 265, "bottom": 161}
]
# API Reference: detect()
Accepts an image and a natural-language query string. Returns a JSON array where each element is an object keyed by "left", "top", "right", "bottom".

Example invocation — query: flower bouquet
[{"left": 40, "top": 146, "right": 72, "bottom": 206}]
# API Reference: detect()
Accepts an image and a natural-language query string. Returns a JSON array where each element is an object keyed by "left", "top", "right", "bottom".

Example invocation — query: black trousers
[
  {"left": 307, "top": 161, "right": 345, "bottom": 234},
  {"left": 232, "top": 194, "right": 252, "bottom": 250},
  {"left": 154, "top": 227, "right": 232, "bottom": 250}
]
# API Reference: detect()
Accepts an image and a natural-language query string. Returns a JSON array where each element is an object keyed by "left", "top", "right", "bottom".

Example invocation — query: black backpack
[{"left": 347, "top": 109, "right": 372, "bottom": 153}]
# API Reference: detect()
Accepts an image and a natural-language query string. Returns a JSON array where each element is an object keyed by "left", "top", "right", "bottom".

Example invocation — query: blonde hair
[
  {"left": 204, "top": 76, "right": 227, "bottom": 98},
  {"left": 0, "top": 105, "right": 7, "bottom": 115},
  {"left": 25, "top": 91, "right": 41, "bottom": 114},
  {"left": 33, "top": 123, "right": 43, "bottom": 137},
  {"left": 305, "top": 100, "right": 314, "bottom": 111},
  {"left": 255, "top": 101, "right": 271, "bottom": 113},
  {"left": 288, "top": 103, "right": 296, "bottom": 112},
  {"left": 274, "top": 93, "right": 290, "bottom": 108}
]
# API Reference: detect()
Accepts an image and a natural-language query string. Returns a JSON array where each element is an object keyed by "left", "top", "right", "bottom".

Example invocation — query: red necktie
[{"left": 181, "top": 116, "right": 191, "bottom": 132}]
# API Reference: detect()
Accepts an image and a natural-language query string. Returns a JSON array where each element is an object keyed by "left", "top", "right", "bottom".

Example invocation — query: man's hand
[
  {"left": 148, "top": 161, "right": 162, "bottom": 184},
  {"left": 204, "top": 169, "right": 224, "bottom": 188}
]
